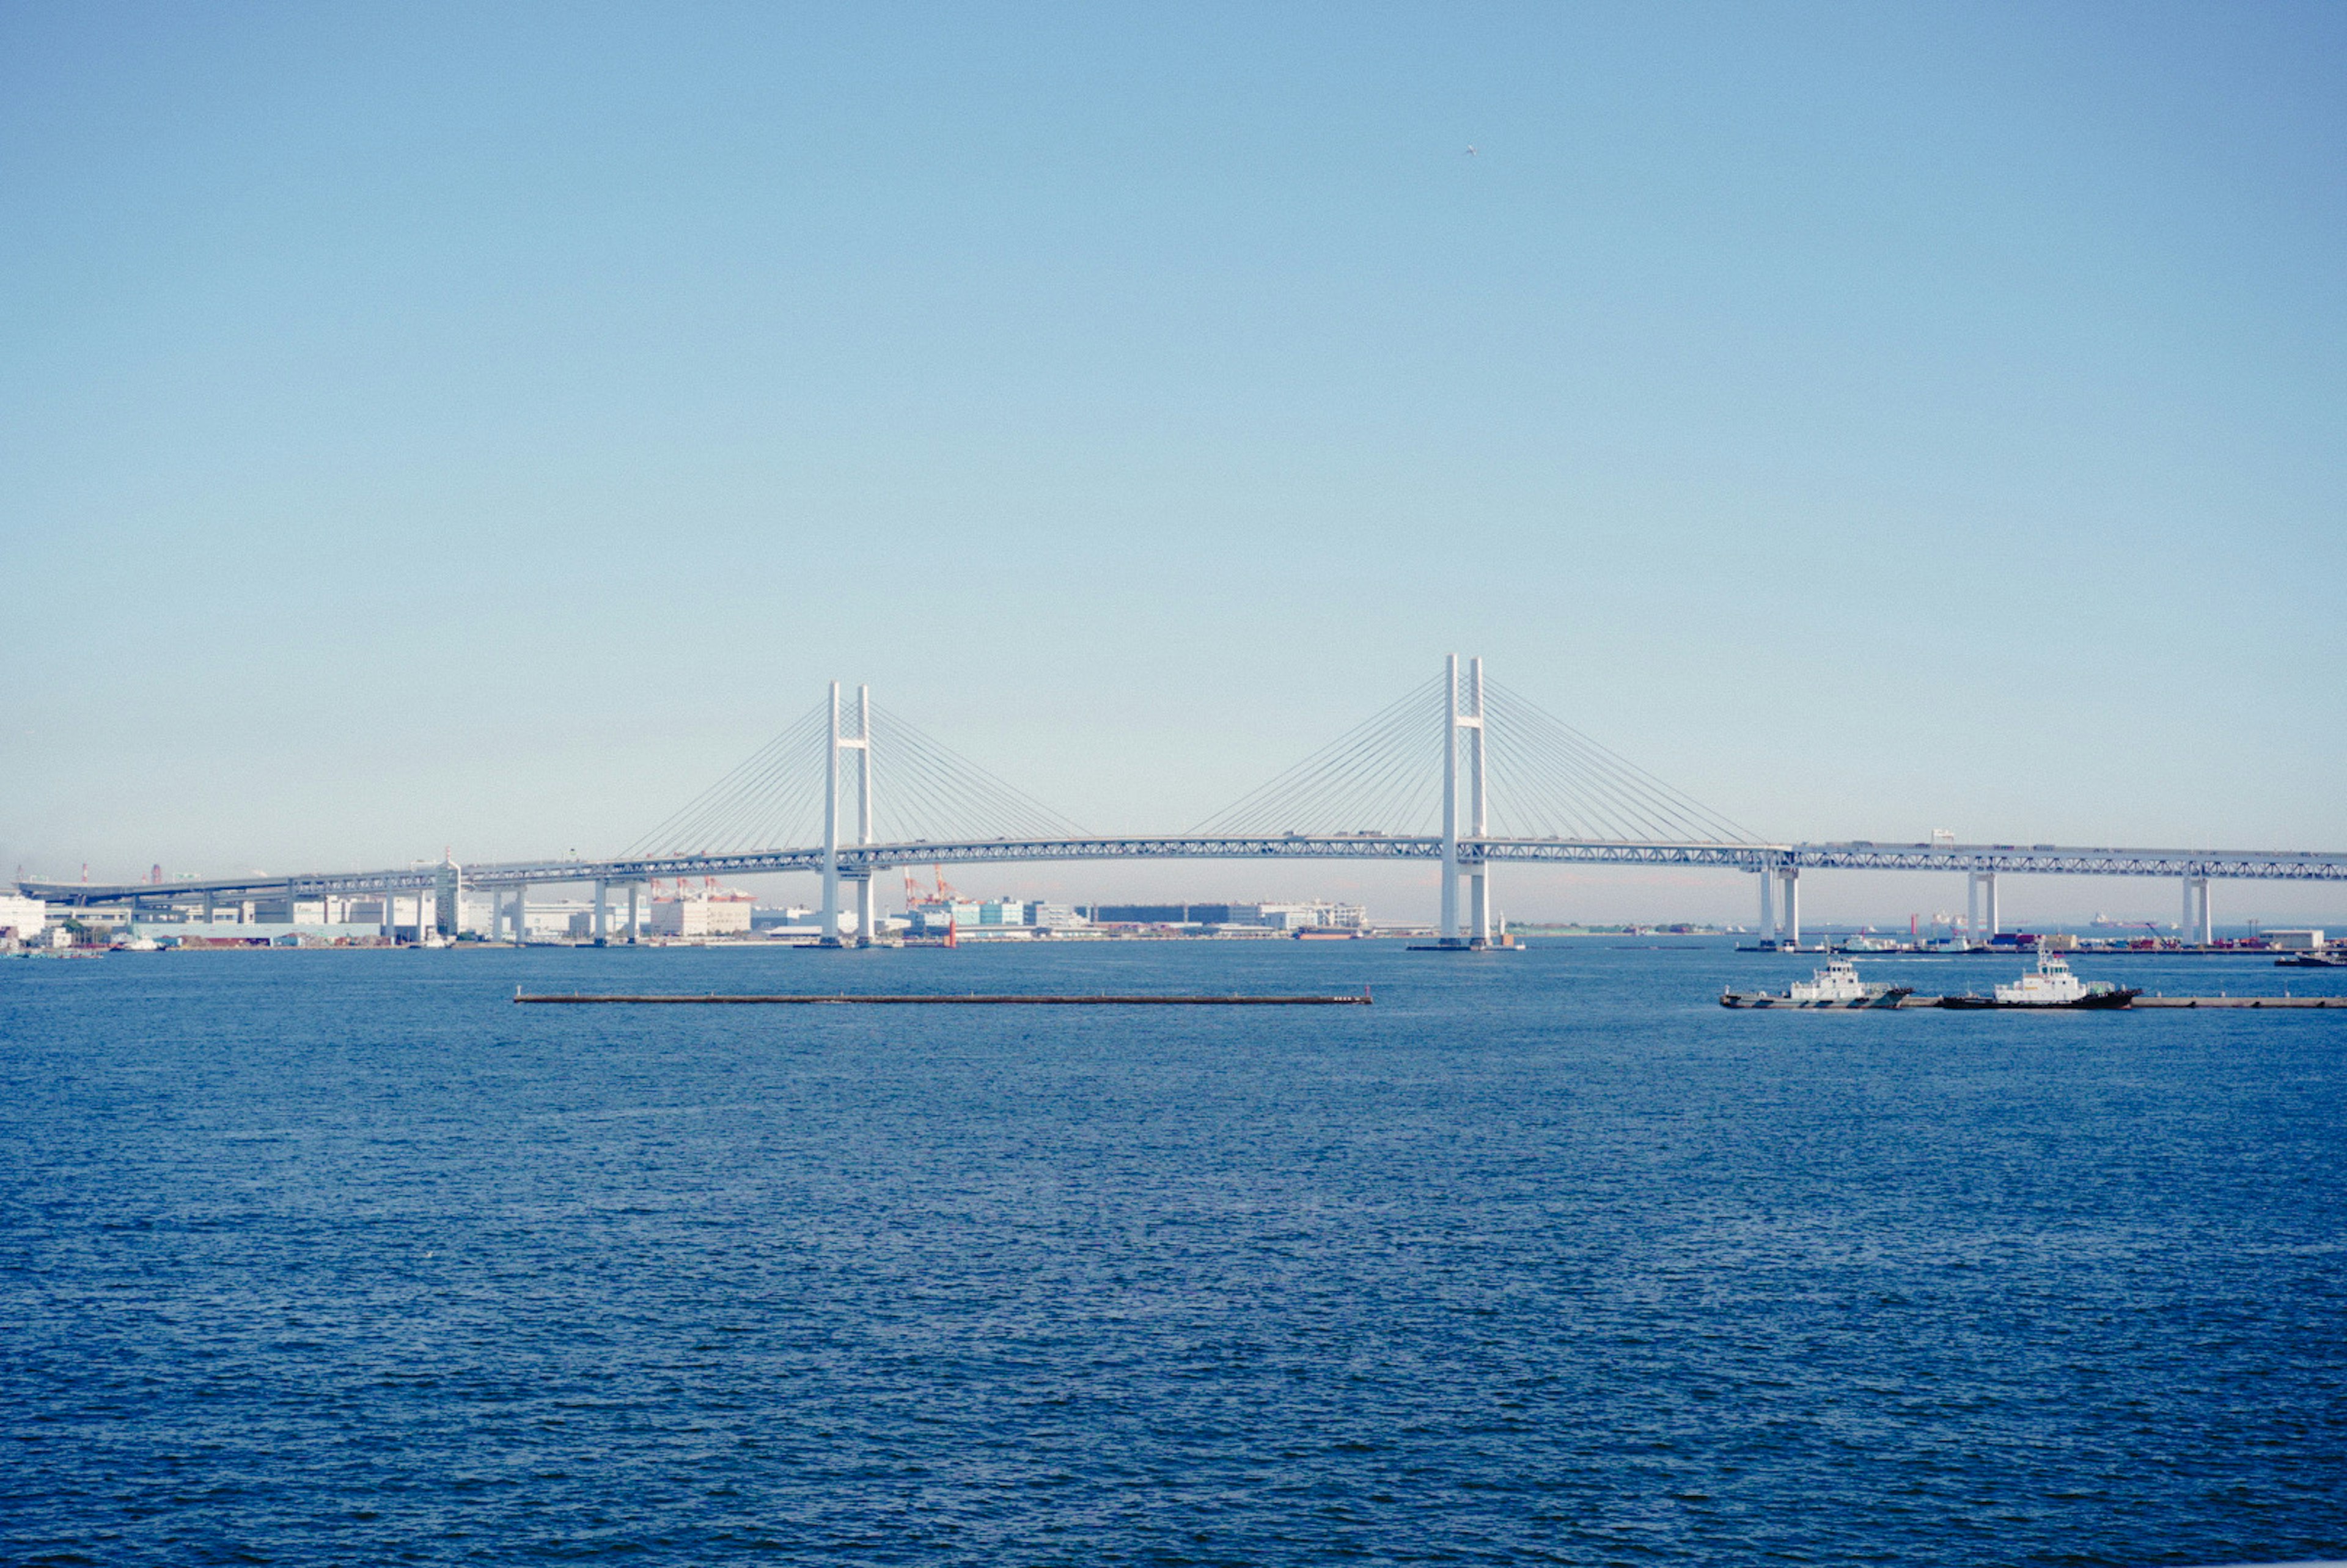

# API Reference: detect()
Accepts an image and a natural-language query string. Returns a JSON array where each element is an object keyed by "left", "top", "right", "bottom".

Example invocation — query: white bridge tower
[
  {"left": 820, "top": 681, "right": 875, "bottom": 947},
  {"left": 1439, "top": 654, "right": 1494, "bottom": 949}
]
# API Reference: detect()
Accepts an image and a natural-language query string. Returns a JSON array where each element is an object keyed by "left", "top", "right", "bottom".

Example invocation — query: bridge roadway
[{"left": 23, "top": 836, "right": 2347, "bottom": 908}]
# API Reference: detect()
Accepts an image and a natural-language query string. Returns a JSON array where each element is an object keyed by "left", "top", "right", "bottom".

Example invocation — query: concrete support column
[
  {"left": 1780, "top": 868, "right": 1801, "bottom": 949},
  {"left": 1981, "top": 872, "right": 1999, "bottom": 942},
  {"left": 821, "top": 681, "right": 842, "bottom": 944},
  {"left": 2184, "top": 876, "right": 2213, "bottom": 947},
  {"left": 1439, "top": 654, "right": 1460, "bottom": 944},
  {"left": 512, "top": 885, "right": 530, "bottom": 945},
  {"left": 592, "top": 879, "right": 609, "bottom": 945},
  {"left": 202, "top": 890, "right": 215, "bottom": 925},
  {"left": 1758, "top": 867, "right": 1775, "bottom": 944},
  {"left": 855, "top": 684, "right": 874, "bottom": 947},
  {"left": 626, "top": 882, "right": 641, "bottom": 944},
  {"left": 1466, "top": 656, "right": 1490, "bottom": 947}
]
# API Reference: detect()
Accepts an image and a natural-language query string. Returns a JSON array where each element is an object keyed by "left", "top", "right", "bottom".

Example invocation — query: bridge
[{"left": 20, "top": 658, "right": 2346, "bottom": 947}]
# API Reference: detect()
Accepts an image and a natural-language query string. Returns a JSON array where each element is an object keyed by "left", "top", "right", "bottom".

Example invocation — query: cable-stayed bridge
[{"left": 21, "top": 658, "right": 2346, "bottom": 948}]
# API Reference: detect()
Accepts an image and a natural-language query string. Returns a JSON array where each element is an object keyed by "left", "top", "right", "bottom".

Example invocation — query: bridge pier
[
  {"left": 820, "top": 681, "right": 874, "bottom": 947},
  {"left": 1757, "top": 866, "right": 1774, "bottom": 943},
  {"left": 1964, "top": 871, "right": 2000, "bottom": 947},
  {"left": 2183, "top": 876, "right": 2212, "bottom": 946},
  {"left": 1779, "top": 867, "right": 1800, "bottom": 948},
  {"left": 592, "top": 879, "right": 608, "bottom": 945},
  {"left": 1437, "top": 654, "right": 1492, "bottom": 947},
  {"left": 821, "top": 681, "right": 840, "bottom": 942},
  {"left": 626, "top": 882, "right": 641, "bottom": 944},
  {"left": 854, "top": 685, "right": 874, "bottom": 945},
  {"left": 1439, "top": 657, "right": 1459, "bottom": 943},
  {"left": 510, "top": 884, "right": 529, "bottom": 945},
  {"left": 1467, "top": 658, "right": 1491, "bottom": 947}
]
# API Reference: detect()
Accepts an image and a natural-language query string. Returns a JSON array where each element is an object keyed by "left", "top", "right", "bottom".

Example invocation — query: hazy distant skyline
[{"left": 4, "top": 2, "right": 2342, "bottom": 923}]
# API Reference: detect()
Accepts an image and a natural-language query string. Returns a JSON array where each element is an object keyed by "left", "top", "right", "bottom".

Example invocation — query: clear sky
[{"left": 4, "top": 2, "right": 2342, "bottom": 925}]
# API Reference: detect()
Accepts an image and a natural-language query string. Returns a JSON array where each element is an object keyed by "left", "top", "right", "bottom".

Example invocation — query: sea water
[{"left": 3, "top": 940, "right": 2343, "bottom": 1565}]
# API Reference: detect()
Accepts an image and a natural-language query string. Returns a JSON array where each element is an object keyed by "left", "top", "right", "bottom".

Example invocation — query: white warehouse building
[
  {"left": 650, "top": 895, "right": 754, "bottom": 937},
  {"left": 0, "top": 894, "right": 47, "bottom": 940}
]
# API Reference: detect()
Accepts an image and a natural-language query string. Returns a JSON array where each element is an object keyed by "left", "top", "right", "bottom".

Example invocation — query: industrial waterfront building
[
  {"left": 0, "top": 893, "right": 46, "bottom": 940},
  {"left": 1080, "top": 901, "right": 1368, "bottom": 931},
  {"left": 647, "top": 892, "right": 754, "bottom": 937}
]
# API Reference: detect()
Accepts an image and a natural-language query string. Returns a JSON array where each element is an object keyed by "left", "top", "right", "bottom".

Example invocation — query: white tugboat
[
  {"left": 1839, "top": 934, "right": 1903, "bottom": 953},
  {"left": 1940, "top": 949, "right": 2137, "bottom": 1009},
  {"left": 1722, "top": 958, "right": 1913, "bottom": 1009}
]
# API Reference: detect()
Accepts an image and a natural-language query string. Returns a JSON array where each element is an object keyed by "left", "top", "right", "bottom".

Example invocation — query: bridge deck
[{"left": 23, "top": 836, "right": 2347, "bottom": 906}]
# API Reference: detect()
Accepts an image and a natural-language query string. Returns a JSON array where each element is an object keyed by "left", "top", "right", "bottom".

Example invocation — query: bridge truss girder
[{"left": 23, "top": 835, "right": 2347, "bottom": 911}]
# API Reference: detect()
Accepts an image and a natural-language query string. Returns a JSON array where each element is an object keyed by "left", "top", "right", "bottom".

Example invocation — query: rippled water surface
[{"left": 4, "top": 940, "right": 2344, "bottom": 1566}]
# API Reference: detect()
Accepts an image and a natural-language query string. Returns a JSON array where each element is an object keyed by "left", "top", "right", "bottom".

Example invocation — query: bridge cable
[
  {"left": 622, "top": 703, "right": 829, "bottom": 858},
  {"left": 1483, "top": 681, "right": 1758, "bottom": 844}
]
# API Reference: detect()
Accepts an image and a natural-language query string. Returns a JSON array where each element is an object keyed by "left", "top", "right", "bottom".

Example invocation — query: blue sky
[{"left": 3, "top": 2, "right": 2341, "bottom": 923}]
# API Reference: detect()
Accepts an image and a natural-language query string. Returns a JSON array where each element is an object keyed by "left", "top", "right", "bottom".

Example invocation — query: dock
[
  {"left": 2129, "top": 995, "right": 2347, "bottom": 1009},
  {"left": 513, "top": 989, "right": 1373, "bottom": 1006},
  {"left": 1730, "top": 994, "right": 2346, "bottom": 1011},
  {"left": 1900, "top": 995, "right": 2342, "bottom": 1009},
  {"left": 1895, "top": 994, "right": 2343, "bottom": 1009}
]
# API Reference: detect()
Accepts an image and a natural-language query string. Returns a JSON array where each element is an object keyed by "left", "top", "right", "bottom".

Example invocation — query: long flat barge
[
  {"left": 2129, "top": 995, "right": 2346, "bottom": 1008},
  {"left": 513, "top": 989, "right": 1373, "bottom": 1006}
]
